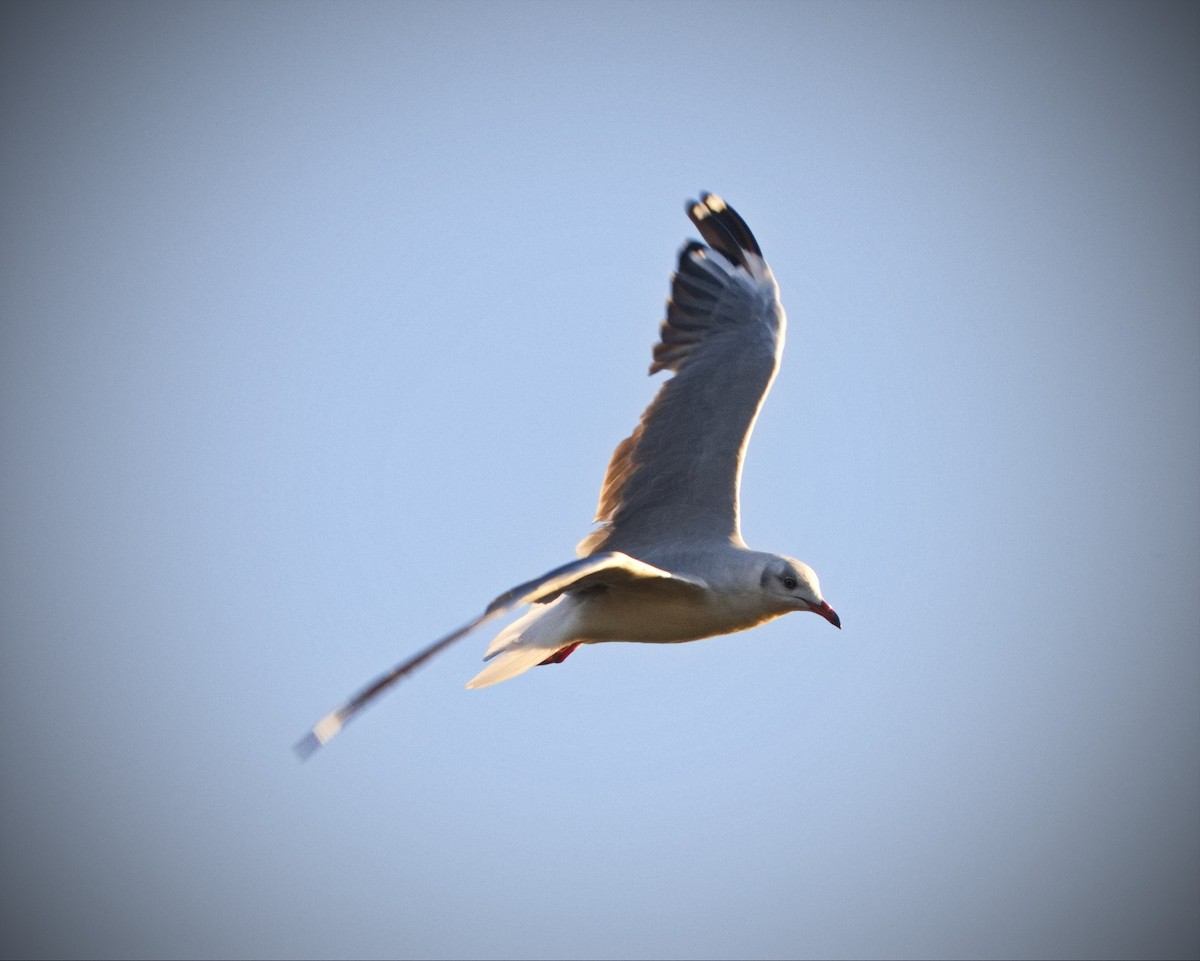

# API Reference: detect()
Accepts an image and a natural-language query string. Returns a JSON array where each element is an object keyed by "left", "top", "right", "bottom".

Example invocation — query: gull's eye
[{"left": 782, "top": 575, "right": 798, "bottom": 591}]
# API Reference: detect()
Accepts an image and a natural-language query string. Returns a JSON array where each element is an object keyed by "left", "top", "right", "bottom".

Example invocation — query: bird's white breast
[{"left": 571, "top": 585, "right": 783, "bottom": 644}]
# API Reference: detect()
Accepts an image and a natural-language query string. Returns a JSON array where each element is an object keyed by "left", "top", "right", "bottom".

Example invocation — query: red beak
[{"left": 815, "top": 600, "right": 841, "bottom": 629}]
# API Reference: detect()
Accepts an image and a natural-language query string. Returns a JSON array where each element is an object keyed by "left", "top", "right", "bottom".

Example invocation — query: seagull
[{"left": 296, "top": 193, "right": 839, "bottom": 758}]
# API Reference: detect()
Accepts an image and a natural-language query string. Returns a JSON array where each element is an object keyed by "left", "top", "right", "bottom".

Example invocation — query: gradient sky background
[{"left": 2, "top": 2, "right": 1197, "bottom": 959}]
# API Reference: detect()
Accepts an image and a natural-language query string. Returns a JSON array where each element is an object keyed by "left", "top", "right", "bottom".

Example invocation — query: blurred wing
[
  {"left": 579, "top": 194, "right": 786, "bottom": 557},
  {"left": 294, "top": 552, "right": 705, "bottom": 757}
]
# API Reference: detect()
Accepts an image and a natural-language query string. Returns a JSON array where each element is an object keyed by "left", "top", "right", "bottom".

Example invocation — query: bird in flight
[{"left": 297, "top": 193, "right": 839, "bottom": 757}]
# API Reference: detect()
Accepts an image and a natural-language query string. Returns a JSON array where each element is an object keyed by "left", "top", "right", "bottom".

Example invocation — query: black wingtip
[
  {"left": 685, "top": 193, "right": 713, "bottom": 219},
  {"left": 675, "top": 239, "right": 706, "bottom": 270},
  {"left": 685, "top": 193, "right": 762, "bottom": 270}
]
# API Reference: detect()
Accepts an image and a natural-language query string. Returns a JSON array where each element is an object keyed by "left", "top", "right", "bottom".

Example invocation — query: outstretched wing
[
  {"left": 578, "top": 194, "right": 786, "bottom": 557},
  {"left": 294, "top": 552, "right": 706, "bottom": 757}
]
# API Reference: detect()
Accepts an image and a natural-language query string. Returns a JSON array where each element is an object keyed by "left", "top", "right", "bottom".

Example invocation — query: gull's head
[{"left": 760, "top": 555, "right": 841, "bottom": 629}]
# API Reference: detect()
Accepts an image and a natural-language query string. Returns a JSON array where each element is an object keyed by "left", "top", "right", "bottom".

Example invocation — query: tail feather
[
  {"left": 467, "top": 642, "right": 571, "bottom": 689},
  {"left": 467, "top": 597, "right": 578, "bottom": 689}
]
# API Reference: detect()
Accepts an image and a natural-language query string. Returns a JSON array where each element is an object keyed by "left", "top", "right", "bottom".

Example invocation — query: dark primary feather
[
  {"left": 686, "top": 194, "right": 763, "bottom": 271},
  {"left": 694, "top": 193, "right": 763, "bottom": 259}
]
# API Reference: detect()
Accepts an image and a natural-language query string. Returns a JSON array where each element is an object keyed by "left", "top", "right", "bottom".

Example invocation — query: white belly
[{"left": 572, "top": 587, "right": 783, "bottom": 644}]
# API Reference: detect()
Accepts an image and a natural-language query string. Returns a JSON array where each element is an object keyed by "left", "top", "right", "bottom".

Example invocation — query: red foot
[{"left": 538, "top": 643, "right": 580, "bottom": 666}]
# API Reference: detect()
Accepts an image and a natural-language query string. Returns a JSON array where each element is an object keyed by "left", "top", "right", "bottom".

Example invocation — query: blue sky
[{"left": 2, "top": 2, "right": 1197, "bottom": 958}]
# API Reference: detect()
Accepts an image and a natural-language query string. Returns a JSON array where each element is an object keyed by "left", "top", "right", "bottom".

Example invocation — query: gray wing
[
  {"left": 578, "top": 194, "right": 786, "bottom": 557},
  {"left": 295, "top": 552, "right": 706, "bottom": 757}
]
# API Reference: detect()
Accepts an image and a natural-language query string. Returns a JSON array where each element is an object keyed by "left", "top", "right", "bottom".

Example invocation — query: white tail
[{"left": 466, "top": 597, "right": 579, "bottom": 689}]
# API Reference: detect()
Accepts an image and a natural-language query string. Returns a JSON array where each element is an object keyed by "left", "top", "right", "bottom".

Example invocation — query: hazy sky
[{"left": 2, "top": 2, "right": 1197, "bottom": 959}]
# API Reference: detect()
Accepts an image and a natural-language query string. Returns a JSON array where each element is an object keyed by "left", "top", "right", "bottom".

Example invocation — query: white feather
[{"left": 467, "top": 597, "right": 579, "bottom": 689}]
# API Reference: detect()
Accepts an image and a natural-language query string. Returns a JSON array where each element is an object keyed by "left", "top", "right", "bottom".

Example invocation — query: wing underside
[{"left": 579, "top": 195, "right": 786, "bottom": 557}]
